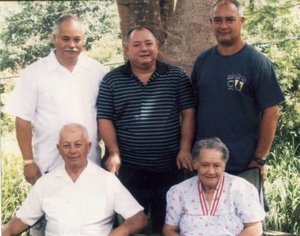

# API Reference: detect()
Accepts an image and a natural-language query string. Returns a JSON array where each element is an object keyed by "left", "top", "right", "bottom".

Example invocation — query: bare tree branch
[
  {"left": 245, "top": 3, "right": 300, "bottom": 16},
  {"left": 250, "top": 37, "right": 300, "bottom": 46}
]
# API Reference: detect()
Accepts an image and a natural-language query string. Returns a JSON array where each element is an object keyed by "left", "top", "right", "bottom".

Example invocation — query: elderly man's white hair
[
  {"left": 58, "top": 123, "right": 89, "bottom": 143},
  {"left": 53, "top": 15, "right": 85, "bottom": 36}
]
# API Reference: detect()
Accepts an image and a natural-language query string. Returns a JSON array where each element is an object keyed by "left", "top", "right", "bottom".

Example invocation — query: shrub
[
  {"left": 265, "top": 140, "right": 300, "bottom": 234},
  {"left": 1, "top": 131, "right": 30, "bottom": 235}
]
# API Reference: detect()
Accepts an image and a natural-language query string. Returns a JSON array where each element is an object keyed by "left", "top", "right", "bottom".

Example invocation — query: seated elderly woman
[{"left": 163, "top": 138, "right": 265, "bottom": 236}]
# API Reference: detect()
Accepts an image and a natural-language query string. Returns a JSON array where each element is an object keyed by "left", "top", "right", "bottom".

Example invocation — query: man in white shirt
[
  {"left": 6, "top": 15, "right": 108, "bottom": 185},
  {"left": 2, "top": 123, "right": 147, "bottom": 236}
]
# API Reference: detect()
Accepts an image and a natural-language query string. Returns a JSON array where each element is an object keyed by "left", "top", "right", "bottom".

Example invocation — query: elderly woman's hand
[{"left": 162, "top": 224, "right": 180, "bottom": 236}]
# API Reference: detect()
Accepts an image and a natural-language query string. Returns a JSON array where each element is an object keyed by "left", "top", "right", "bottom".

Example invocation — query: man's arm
[
  {"left": 98, "top": 119, "right": 121, "bottom": 175},
  {"left": 248, "top": 105, "right": 279, "bottom": 181},
  {"left": 108, "top": 210, "right": 147, "bottom": 236},
  {"left": 16, "top": 117, "right": 41, "bottom": 185},
  {"left": 162, "top": 223, "right": 180, "bottom": 236},
  {"left": 176, "top": 108, "right": 196, "bottom": 171},
  {"left": 2, "top": 217, "right": 29, "bottom": 236},
  {"left": 239, "top": 222, "right": 262, "bottom": 236}
]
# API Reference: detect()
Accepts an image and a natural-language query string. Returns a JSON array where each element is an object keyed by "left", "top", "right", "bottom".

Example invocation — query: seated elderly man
[
  {"left": 163, "top": 138, "right": 265, "bottom": 236},
  {"left": 2, "top": 123, "right": 147, "bottom": 236}
]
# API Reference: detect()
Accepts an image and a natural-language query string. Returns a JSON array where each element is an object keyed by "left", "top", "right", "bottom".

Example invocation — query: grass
[
  {"left": 265, "top": 139, "right": 300, "bottom": 234},
  {"left": 1, "top": 130, "right": 31, "bottom": 235}
]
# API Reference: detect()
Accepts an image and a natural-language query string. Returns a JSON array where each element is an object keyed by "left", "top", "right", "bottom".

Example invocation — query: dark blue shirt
[{"left": 192, "top": 44, "right": 285, "bottom": 172}]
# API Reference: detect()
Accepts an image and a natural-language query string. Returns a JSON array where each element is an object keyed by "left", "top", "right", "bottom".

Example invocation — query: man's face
[
  {"left": 194, "top": 149, "right": 226, "bottom": 190},
  {"left": 211, "top": 1, "right": 244, "bottom": 46},
  {"left": 53, "top": 19, "right": 85, "bottom": 63},
  {"left": 57, "top": 127, "right": 91, "bottom": 171},
  {"left": 125, "top": 28, "right": 159, "bottom": 69}
]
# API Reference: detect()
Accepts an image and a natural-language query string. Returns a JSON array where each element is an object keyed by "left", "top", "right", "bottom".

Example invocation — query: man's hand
[
  {"left": 16, "top": 117, "right": 41, "bottom": 185},
  {"left": 98, "top": 119, "right": 121, "bottom": 175},
  {"left": 108, "top": 211, "right": 147, "bottom": 236},
  {"left": 248, "top": 160, "right": 266, "bottom": 181},
  {"left": 23, "top": 162, "right": 42, "bottom": 185},
  {"left": 105, "top": 153, "right": 121, "bottom": 175},
  {"left": 176, "top": 149, "right": 194, "bottom": 171},
  {"left": 2, "top": 217, "right": 29, "bottom": 236}
]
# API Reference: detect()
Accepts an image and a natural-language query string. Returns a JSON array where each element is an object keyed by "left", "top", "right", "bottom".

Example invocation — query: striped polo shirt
[{"left": 97, "top": 61, "right": 196, "bottom": 171}]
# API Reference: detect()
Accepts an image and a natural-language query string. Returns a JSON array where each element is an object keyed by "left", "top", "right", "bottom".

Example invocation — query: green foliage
[
  {"left": 242, "top": 1, "right": 300, "bottom": 234},
  {"left": 0, "top": 1, "right": 121, "bottom": 72},
  {"left": 0, "top": 1, "right": 123, "bottom": 130},
  {"left": 85, "top": 33, "right": 123, "bottom": 70},
  {"left": 1, "top": 79, "right": 16, "bottom": 134},
  {"left": 266, "top": 141, "right": 300, "bottom": 233},
  {"left": 242, "top": 0, "right": 300, "bottom": 148},
  {"left": 1, "top": 133, "right": 31, "bottom": 236}
]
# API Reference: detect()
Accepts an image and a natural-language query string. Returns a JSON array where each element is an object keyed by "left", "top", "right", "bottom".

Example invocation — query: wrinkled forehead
[
  {"left": 59, "top": 127, "right": 85, "bottom": 143},
  {"left": 199, "top": 148, "right": 224, "bottom": 161},
  {"left": 58, "top": 19, "right": 85, "bottom": 36}
]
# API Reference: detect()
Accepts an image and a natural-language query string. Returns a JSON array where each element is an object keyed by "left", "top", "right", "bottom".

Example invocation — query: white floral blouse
[{"left": 165, "top": 173, "right": 265, "bottom": 236}]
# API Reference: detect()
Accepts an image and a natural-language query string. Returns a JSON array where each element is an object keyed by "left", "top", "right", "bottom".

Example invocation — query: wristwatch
[
  {"left": 252, "top": 156, "right": 266, "bottom": 165},
  {"left": 23, "top": 159, "right": 35, "bottom": 166}
]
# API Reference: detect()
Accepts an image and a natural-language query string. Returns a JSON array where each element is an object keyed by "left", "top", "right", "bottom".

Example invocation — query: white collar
[
  {"left": 53, "top": 160, "right": 98, "bottom": 180},
  {"left": 46, "top": 50, "right": 89, "bottom": 73}
]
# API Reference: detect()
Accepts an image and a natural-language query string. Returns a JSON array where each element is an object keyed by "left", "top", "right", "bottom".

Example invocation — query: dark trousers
[{"left": 118, "top": 165, "right": 183, "bottom": 233}]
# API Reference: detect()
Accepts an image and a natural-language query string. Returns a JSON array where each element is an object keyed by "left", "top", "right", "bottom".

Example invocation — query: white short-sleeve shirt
[
  {"left": 6, "top": 51, "right": 108, "bottom": 174},
  {"left": 165, "top": 173, "right": 265, "bottom": 236},
  {"left": 16, "top": 161, "right": 144, "bottom": 236}
]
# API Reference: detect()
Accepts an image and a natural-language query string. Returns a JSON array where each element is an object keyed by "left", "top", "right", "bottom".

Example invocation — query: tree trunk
[{"left": 116, "top": 0, "right": 216, "bottom": 76}]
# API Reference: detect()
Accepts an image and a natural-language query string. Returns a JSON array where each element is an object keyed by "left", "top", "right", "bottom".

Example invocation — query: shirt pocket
[
  {"left": 43, "top": 197, "right": 65, "bottom": 220},
  {"left": 80, "top": 196, "right": 107, "bottom": 223}
]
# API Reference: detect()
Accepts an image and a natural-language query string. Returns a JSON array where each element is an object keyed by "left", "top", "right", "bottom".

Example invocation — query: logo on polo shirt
[{"left": 227, "top": 73, "right": 247, "bottom": 91}]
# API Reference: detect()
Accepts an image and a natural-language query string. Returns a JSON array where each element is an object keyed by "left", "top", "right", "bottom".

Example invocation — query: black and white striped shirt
[{"left": 97, "top": 61, "right": 196, "bottom": 171}]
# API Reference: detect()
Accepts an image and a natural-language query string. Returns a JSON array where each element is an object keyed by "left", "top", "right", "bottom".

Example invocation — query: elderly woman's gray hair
[{"left": 192, "top": 138, "right": 229, "bottom": 162}]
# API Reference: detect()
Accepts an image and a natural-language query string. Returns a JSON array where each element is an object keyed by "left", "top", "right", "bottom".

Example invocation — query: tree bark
[
  {"left": 116, "top": 0, "right": 216, "bottom": 76},
  {"left": 116, "top": 0, "right": 168, "bottom": 51}
]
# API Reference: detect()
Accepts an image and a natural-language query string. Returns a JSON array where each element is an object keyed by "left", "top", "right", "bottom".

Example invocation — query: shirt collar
[
  {"left": 46, "top": 50, "right": 61, "bottom": 72},
  {"left": 46, "top": 50, "right": 89, "bottom": 72},
  {"left": 120, "top": 60, "right": 169, "bottom": 76},
  {"left": 53, "top": 160, "right": 97, "bottom": 179}
]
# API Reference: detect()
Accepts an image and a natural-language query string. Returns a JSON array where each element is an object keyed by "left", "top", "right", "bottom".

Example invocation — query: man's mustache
[{"left": 64, "top": 48, "right": 79, "bottom": 52}]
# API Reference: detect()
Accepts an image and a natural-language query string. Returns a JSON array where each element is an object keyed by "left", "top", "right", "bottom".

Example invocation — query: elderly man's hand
[
  {"left": 105, "top": 153, "right": 121, "bottom": 175},
  {"left": 176, "top": 149, "right": 194, "bottom": 172},
  {"left": 248, "top": 160, "right": 266, "bottom": 181},
  {"left": 24, "top": 162, "right": 42, "bottom": 185}
]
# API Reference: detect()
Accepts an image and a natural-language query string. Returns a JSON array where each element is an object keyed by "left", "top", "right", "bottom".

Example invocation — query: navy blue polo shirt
[{"left": 97, "top": 60, "right": 196, "bottom": 171}]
